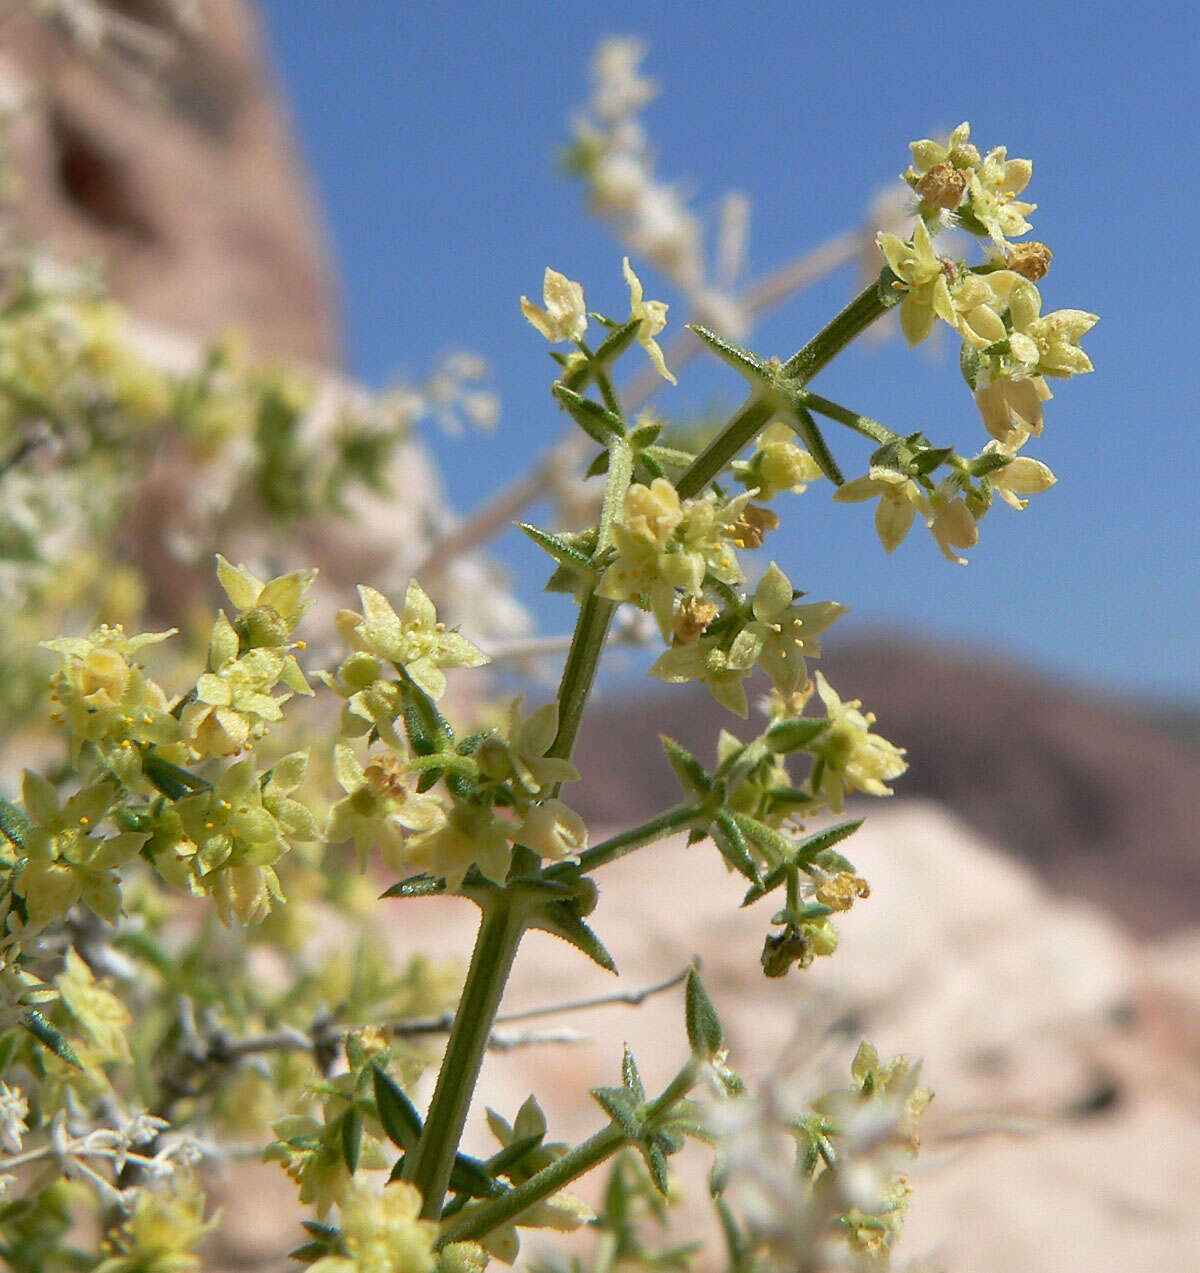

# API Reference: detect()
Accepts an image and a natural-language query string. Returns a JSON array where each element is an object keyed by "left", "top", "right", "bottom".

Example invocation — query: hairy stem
[
  {"left": 405, "top": 895, "right": 529, "bottom": 1217},
  {"left": 675, "top": 395, "right": 774, "bottom": 500}
]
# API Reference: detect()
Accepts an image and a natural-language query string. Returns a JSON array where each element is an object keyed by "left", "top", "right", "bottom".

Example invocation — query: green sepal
[
  {"left": 912, "top": 445, "right": 955, "bottom": 476},
  {"left": 584, "top": 449, "right": 610, "bottom": 480},
  {"left": 592, "top": 1086, "right": 641, "bottom": 1138},
  {"left": 780, "top": 395, "right": 844, "bottom": 486},
  {"left": 516, "top": 523, "right": 596, "bottom": 573},
  {"left": 684, "top": 967, "right": 723, "bottom": 1058},
  {"left": 371, "top": 1063, "right": 422, "bottom": 1151},
  {"left": 21, "top": 1009, "right": 82, "bottom": 1068},
  {"left": 622, "top": 1044, "right": 645, "bottom": 1101},
  {"left": 553, "top": 384, "right": 626, "bottom": 443},
  {"left": 341, "top": 1107, "right": 363, "bottom": 1173},
  {"left": 765, "top": 716, "right": 828, "bottom": 754},
  {"left": 0, "top": 795, "right": 30, "bottom": 849},
  {"left": 529, "top": 901, "right": 617, "bottom": 972},
  {"left": 380, "top": 873, "right": 446, "bottom": 899},
  {"left": 687, "top": 325, "right": 775, "bottom": 389},
  {"left": 629, "top": 420, "right": 662, "bottom": 448},
  {"left": 685, "top": 828, "right": 707, "bottom": 847},
  {"left": 960, "top": 339, "right": 985, "bottom": 390},
  {"left": 710, "top": 813, "right": 761, "bottom": 885},
  {"left": 397, "top": 666, "right": 454, "bottom": 756},
  {"left": 970, "top": 449, "right": 1011, "bottom": 478},
  {"left": 660, "top": 736, "right": 712, "bottom": 798}
]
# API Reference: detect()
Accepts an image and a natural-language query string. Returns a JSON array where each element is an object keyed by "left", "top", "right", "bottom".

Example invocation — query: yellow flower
[
  {"left": 516, "top": 797, "right": 588, "bottom": 862},
  {"left": 623, "top": 257, "right": 676, "bottom": 383},
  {"left": 325, "top": 743, "right": 445, "bottom": 870},
  {"left": 834, "top": 466, "right": 929, "bottom": 553},
  {"left": 310, "top": 1181, "right": 437, "bottom": 1273},
  {"left": 905, "top": 121, "right": 980, "bottom": 180},
  {"left": 925, "top": 479, "right": 979, "bottom": 565},
  {"left": 812, "top": 672, "right": 907, "bottom": 811},
  {"left": 966, "top": 147, "right": 1036, "bottom": 247},
  {"left": 403, "top": 803, "right": 512, "bottom": 891},
  {"left": 94, "top": 1177, "right": 214, "bottom": 1273},
  {"left": 875, "top": 221, "right": 956, "bottom": 347},
  {"left": 520, "top": 268, "right": 588, "bottom": 343},
  {"left": 335, "top": 582, "right": 488, "bottom": 702},
  {"left": 981, "top": 439, "right": 1057, "bottom": 511},
  {"left": 973, "top": 374, "right": 1053, "bottom": 441}
]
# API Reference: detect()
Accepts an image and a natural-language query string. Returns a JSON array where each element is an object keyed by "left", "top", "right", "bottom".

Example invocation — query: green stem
[
  {"left": 779, "top": 276, "right": 894, "bottom": 383},
  {"left": 798, "top": 390, "right": 899, "bottom": 446},
  {"left": 597, "top": 438, "right": 633, "bottom": 554},
  {"left": 437, "top": 1123, "right": 627, "bottom": 1247},
  {"left": 547, "top": 591, "right": 617, "bottom": 773},
  {"left": 564, "top": 805, "right": 699, "bottom": 875},
  {"left": 675, "top": 395, "right": 774, "bottom": 500},
  {"left": 405, "top": 894, "right": 529, "bottom": 1217}
]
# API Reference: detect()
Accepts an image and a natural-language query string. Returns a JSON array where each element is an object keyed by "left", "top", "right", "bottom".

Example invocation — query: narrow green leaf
[
  {"left": 641, "top": 1139, "right": 670, "bottom": 1196},
  {"left": 530, "top": 902, "right": 618, "bottom": 973},
  {"left": 592, "top": 1086, "right": 642, "bottom": 1138},
  {"left": 781, "top": 396, "right": 844, "bottom": 486},
  {"left": 710, "top": 813, "right": 761, "bottom": 885},
  {"left": 660, "top": 736, "right": 712, "bottom": 798},
  {"left": 729, "top": 812, "right": 793, "bottom": 867},
  {"left": 764, "top": 717, "right": 828, "bottom": 754},
  {"left": 792, "top": 819, "right": 863, "bottom": 865},
  {"left": 341, "top": 1107, "right": 363, "bottom": 1174},
  {"left": 142, "top": 753, "right": 211, "bottom": 800},
  {"left": 912, "top": 445, "right": 955, "bottom": 475},
  {"left": 622, "top": 1045, "right": 645, "bottom": 1101},
  {"left": 449, "top": 1152, "right": 503, "bottom": 1198},
  {"left": 687, "top": 325, "right": 775, "bottom": 388},
  {"left": 371, "top": 1064, "right": 422, "bottom": 1151},
  {"left": 684, "top": 967, "right": 724, "bottom": 1058},
  {"left": 289, "top": 1240, "right": 337, "bottom": 1264},
  {"left": 584, "top": 448, "right": 610, "bottom": 479},
  {"left": 741, "top": 862, "right": 788, "bottom": 907},
  {"left": 516, "top": 523, "right": 595, "bottom": 571},
  {"left": 485, "top": 1132, "right": 543, "bottom": 1178},
  {"left": 553, "top": 383, "right": 626, "bottom": 444},
  {"left": 0, "top": 795, "right": 31, "bottom": 848},
  {"left": 21, "top": 1010, "right": 81, "bottom": 1068},
  {"left": 380, "top": 873, "right": 446, "bottom": 899}
]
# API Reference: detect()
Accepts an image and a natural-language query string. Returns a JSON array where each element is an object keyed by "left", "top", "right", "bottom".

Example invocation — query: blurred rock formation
[{"left": 1, "top": 0, "right": 337, "bottom": 363}]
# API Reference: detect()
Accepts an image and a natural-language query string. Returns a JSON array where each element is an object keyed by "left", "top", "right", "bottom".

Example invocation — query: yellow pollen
[
  {"left": 205, "top": 821, "right": 214, "bottom": 830},
  {"left": 79, "top": 816, "right": 89, "bottom": 826}
]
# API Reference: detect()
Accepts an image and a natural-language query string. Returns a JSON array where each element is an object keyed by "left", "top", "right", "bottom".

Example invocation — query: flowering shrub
[{"left": 0, "top": 28, "right": 1095, "bottom": 1273}]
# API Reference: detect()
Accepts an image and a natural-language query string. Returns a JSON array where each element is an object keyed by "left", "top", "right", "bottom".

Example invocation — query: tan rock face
[{"left": 2, "top": 0, "right": 338, "bottom": 363}]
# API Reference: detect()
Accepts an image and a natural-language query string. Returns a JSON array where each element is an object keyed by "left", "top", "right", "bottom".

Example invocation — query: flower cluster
[
  {"left": 829, "top": 123, "right": 1096, "bottom": 563},
  {"left": 323, "top": 584, "right": 588, "bottom": 891}
]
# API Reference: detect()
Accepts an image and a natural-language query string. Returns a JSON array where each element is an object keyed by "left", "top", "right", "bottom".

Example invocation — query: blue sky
[{"left": 257, "top": 1, "right": 1196, "bottom": 704}]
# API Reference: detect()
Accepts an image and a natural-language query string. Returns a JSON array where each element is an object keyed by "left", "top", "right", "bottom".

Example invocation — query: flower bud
[
  {"left": 914, "top": 162, "right": 968, "bottom": 210},
  {"left": 1006, "top": 240, "right": 1053, "bottom": 282}
]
